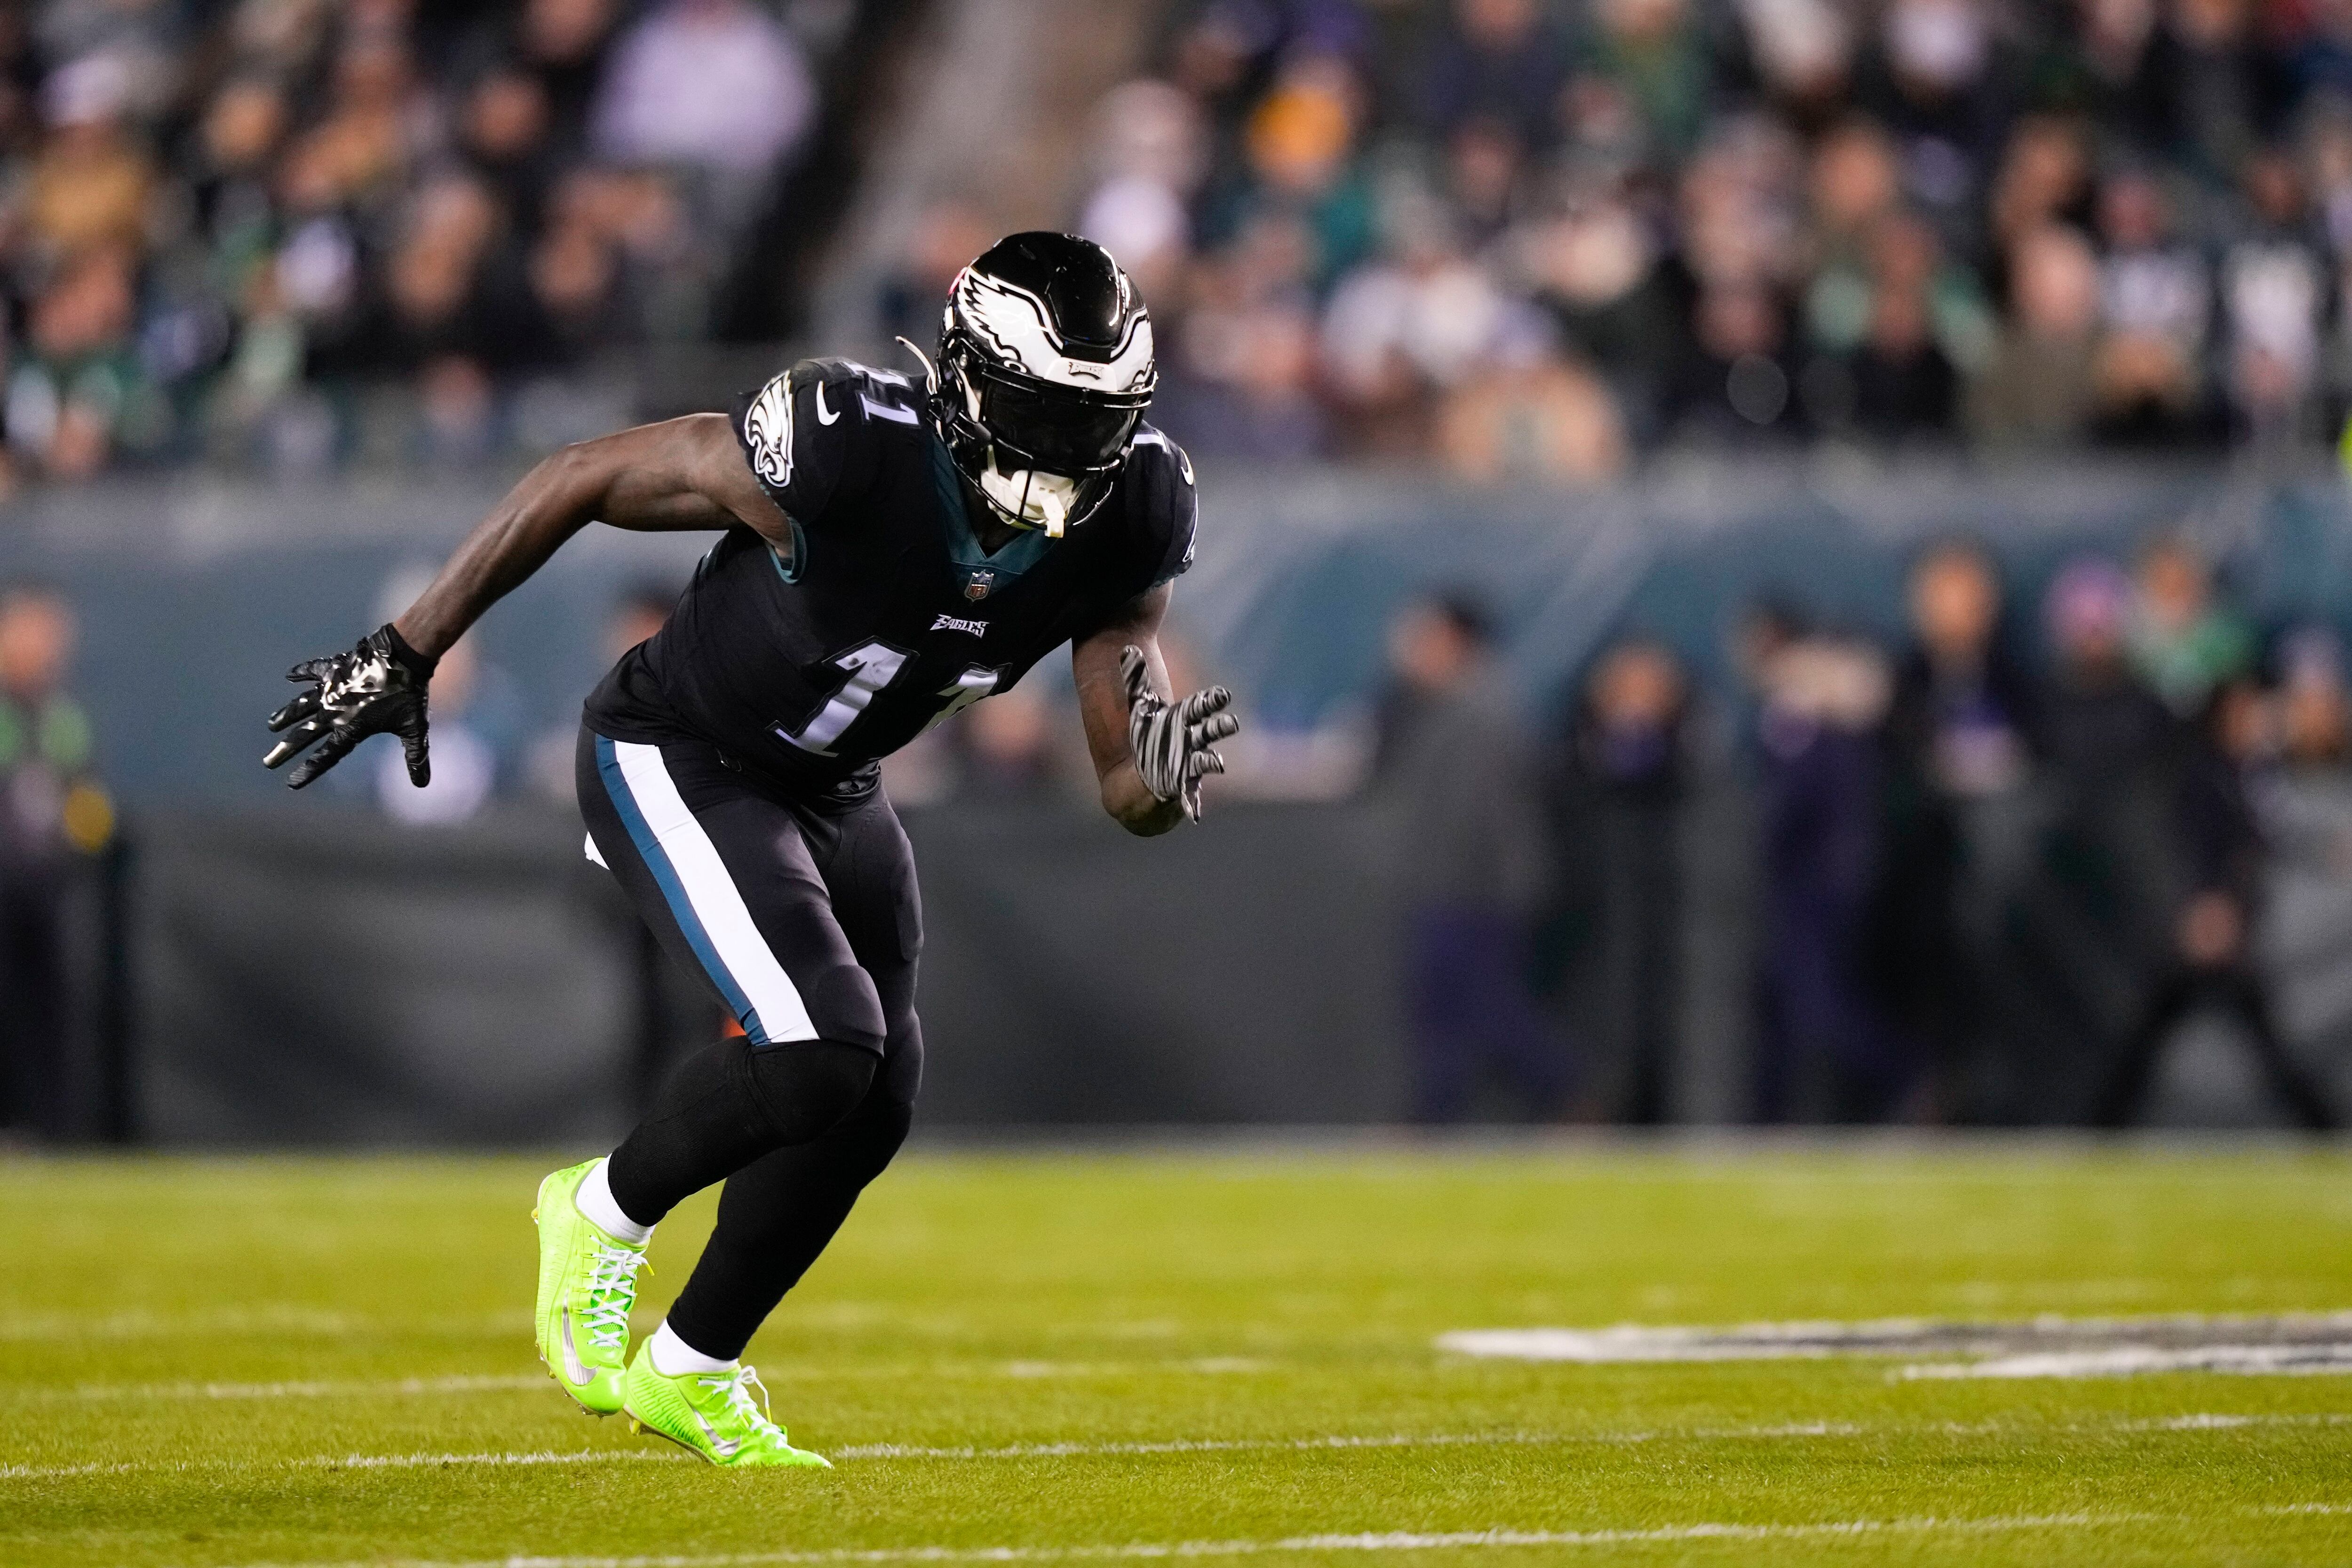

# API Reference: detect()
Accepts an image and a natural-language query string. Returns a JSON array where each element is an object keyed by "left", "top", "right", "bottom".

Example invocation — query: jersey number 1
[{"left": 781, "top": 641, "right": 999, "bottom": 755}]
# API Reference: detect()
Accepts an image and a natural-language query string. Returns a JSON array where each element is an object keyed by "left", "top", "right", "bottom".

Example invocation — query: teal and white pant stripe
[{"left": 587, "top": 732, "right": 818, "bottom": 1045}]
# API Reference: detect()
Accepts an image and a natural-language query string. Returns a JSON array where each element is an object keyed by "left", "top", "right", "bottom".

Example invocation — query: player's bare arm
[
  {"left": 1073, "top": 582, "right": 1236, "bottom": 835},
  {"left": 263, "top": 415, "right": 780, "bottom": 788},
  {"left": 398, "top": 415, "right": 788, "bottom": 660}
]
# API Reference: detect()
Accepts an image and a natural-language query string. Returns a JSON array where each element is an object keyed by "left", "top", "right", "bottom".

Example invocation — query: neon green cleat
[
  {"left": 532, "top": 1160, "right": 648, "bottom": 1416},
  {"left": 623, "top": 1346, "right": 832, "bottom": 1468}
]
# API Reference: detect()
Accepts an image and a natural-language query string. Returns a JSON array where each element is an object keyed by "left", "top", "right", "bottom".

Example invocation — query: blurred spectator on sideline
[
  {"left": 0, "top": 584, "right": 110, "bottom": 1140},
  {"left": 1875, "top": 542, "right": 2038, "bottom": 1118},
  {"left": 2127, "top": 534, "right": 2254, "bottom": 716},
  {"left": 1370, "top": 591, "right": 1566, "bottom": 1122},
  {"left": 1554, "top": 636, "right": 1689, "bottom": 1124},
  {"left": 951, "top": 685, "right": 1066, "bottom": 800},
  {"left": 2091, "top": 675, "right": 2338, "bottom": 1127},
  {"left": 367, "top": 567, "right": 523, "bottom": 824},
  {"left": 531, "top": 578, "right": 677, "bottom": 802},
  {"left": 2024, "top": 555, "right": 2179, "bottom": 1116},
  {"left": 373, "top": 634, "right": 515, "bottom": 826},
  {"left": 1740, "top": 602, "right": 1907, "bottom": 1121}
]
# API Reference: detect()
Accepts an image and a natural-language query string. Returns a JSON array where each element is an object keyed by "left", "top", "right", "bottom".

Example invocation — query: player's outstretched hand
[
  {"left": 1120, "top": 644, "right": 1239, "bottom": 823},
  {"left": 262, "top": 624, "right": 435, "bottom": 790}
]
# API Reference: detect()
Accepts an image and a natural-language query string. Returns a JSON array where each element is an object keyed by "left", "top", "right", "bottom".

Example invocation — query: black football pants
[{"left": 577, "top": 724, "right": 922, "bottom": 1360}]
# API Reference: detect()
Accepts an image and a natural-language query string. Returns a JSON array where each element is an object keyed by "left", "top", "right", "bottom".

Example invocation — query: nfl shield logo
[{"left": 963, "top": 570, "right": 995, "bottom": 602}]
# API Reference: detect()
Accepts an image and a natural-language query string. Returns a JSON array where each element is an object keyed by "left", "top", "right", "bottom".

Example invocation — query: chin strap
[{"left": 895, "top": 336, "right": 939, "bottom": 397}]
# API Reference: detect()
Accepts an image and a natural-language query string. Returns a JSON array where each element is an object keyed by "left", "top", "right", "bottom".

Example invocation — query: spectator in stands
[
  {"left": 2091, "top": 673, "right": 2338, "bottom": 1128},
  {"left": 1580, "top": 0, "right": 1713, "bottom": 161},
  {"left": 9, "top": 245, "right": 141, "bottom": 479},
  {"left": 2169, "top": 0, "right": 2274, "bottom": 183},
  {"left": 26, "top": 54, "right": 153, "bottom": 264},
  {"left": 1740, "top": 602, "right": 1906, "bottom": 1121},
  {"left": 1968, "top": 223, "right": 2103, "bottom": 446},
  {"left": 1079, "top": 79, "right": 1208, "bottom": 304},
  {"left": 2127, "top": 534, "right": 2255, "bottom": 716},
  {"left": 514, "top": 0, "right": 623, "bottom": 157},
  {"left": 590, "top": 0, "right": 813, "bottom": 196},
  {"left": 1876, "top": 542, "right": 2038, "bottom": 1117},
  {"left": 1371, "top": 591, "right": 1566, "bottom": 1123},
  {"left": 1438, "top": 338, "right": 1629, "bottom": 481},
  {"left": 2220, "top": 147, "right": 2326, "bottom": 442},
  {"left": 1556, "top": 636, "right": 1689, "bottom": 1124},
  {"left": 1418, "top": 0, "right": 1571, "bottom": 146},
  {"left": 2091, "top": 167, "right": 2211, "bottom": 444},
  {"left": 0, "top": 583, "right": 110, "bottom": 1140},
  {"left": 1673, "top": 279, "right": 1804, "bottom": 443},
  {"left": 880, "top": 199, "right": 997, "bottom": 356},
  {"left": 1221, "top": 54, "right": 1374, "bottom": 288}
]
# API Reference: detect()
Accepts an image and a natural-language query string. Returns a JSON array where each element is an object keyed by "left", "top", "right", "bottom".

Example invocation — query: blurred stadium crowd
[
  {"left": 0, "top": 0, "right": 843, "bottom": 486},
  {"left": 1367, "top": 533, "right": 2352, "bottom": 1127},
  {"left": 1034, "top": 0, "right": 2352, "bottom": 473}
]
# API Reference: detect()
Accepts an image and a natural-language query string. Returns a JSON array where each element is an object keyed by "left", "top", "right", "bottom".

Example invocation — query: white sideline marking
[
  {"left": 0, "top": 1307, "right": 528, "bottom": 1342},
  {"left": 0, "top": 1449, "right": 690, "bottom": 1481},
  {"left": 9, "top": 1413, "right": 2337, "bottom": 1484},
  {"left": 217, "top": 1511, "right": 2201, "bottom": 1567},
  {"left": 833, "top": 1424, "right": 1856, "bottom": 1462},
  {"left": 304, "top": 1449, "right": 690, "bottom": 1472},
  {"left": 1901, "top": 1345, "right": 2352, "bottom": 1380},
  {"left": 40, "top": 1374, "right": 549, "bottom": 1403},
  {"left": 22, "top": 1363, "right": 1273, "bottom": 1406}
]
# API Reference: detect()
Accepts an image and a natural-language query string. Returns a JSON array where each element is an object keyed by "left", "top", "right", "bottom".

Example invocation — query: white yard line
[{"left": 219, "top": 1509, "right": 2211, "bottom": 1568}]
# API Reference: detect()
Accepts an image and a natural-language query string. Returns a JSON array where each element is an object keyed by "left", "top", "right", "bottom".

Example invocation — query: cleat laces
[
  {"left": 576, "top": 1243, "right": 648, "bottom": 1353},
  {"left": 700, "top": 1365, "right": 788, "bottom": 1447}
]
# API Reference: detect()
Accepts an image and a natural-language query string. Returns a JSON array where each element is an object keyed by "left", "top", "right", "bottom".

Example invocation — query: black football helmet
[{"left": 914, "top": 231, "right": 1157, "bottom": 538}]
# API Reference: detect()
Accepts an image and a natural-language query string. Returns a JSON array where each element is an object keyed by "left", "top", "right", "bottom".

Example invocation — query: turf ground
[{"left": 5, "top": 1143, "right": 2352, "bottom": 1567}]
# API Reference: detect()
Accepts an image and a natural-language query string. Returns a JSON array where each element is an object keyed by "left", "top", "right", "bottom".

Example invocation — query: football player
[{"left": 260, "top": 234, "right": 1236, "bottom": 1466}]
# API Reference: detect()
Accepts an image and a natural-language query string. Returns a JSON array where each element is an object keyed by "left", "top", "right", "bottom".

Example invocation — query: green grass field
[{"left": 6, "top": 1142, "right": 2352, "bottom": 1567}]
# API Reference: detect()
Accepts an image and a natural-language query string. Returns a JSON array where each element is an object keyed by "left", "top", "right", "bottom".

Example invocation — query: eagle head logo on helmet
[{"left": 918, "top": 232, "right": 1157, "bottom": 539}]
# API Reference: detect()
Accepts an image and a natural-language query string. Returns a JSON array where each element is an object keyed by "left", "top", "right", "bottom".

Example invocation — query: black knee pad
[
  {"left": 806, "top": 963, "right": 887, "bottom": 1053},
  {"left": 737, "top": 1038, "right": 877, "bottom": 1146}
]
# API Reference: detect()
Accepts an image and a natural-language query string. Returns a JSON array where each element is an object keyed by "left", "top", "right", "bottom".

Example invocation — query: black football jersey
[{"left": 584, "top": 357, "right": 1197, "bottom": 800}]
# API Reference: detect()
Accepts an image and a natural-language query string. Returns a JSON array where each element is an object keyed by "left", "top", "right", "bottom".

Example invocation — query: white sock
[
  {"left": 574, "top": 1157, "right": 653, "bottom": 1245},
  {"left": 650, "top": 1319, "right": 734, "bottom": 1376}
]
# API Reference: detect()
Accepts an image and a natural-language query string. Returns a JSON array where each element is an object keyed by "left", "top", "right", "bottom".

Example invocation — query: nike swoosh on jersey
[
  {"left": 693, "top": 1411, "right": 742, "bottom": 1456},
  {"left": 813, "top": 381, "right": 840, "bottom": 425},
  {"left": 559, "top": 1310, "right": 594, "bottom": 1386}
]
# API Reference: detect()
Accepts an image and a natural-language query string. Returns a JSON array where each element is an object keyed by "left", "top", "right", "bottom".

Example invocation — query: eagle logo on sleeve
[{"left": 744, "top": 373, "right": 796, "bottom": 491}]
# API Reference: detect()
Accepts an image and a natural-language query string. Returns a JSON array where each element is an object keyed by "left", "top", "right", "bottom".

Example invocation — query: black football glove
[
  {"left": 262, "top": 624, "right": 435, "bottom": 789},
  {"left": 1120, "top": 644, "right": 1238, "bottom": 823}
]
